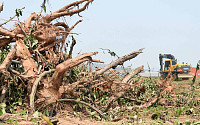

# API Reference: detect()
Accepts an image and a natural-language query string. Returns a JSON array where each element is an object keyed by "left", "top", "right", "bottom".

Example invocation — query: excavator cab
[
  {"left": 163, "top": 59, "right": 177, "bottom": 72},
  {"left": 159, "top": 54, "right": 192, "bottom": 80}
]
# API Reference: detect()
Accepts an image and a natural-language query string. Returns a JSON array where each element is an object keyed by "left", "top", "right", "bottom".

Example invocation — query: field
[{"left": 1, "top": 75, "right": 200, "bottom": 125}]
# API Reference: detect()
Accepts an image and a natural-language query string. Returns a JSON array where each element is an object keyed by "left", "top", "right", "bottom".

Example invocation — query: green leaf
[
  {"left": 32, "top": 118, "right": 39, "bottom": 125},
  {"left": 15, "top": 9, "right": 22, "bottom": 17},
  {"left": 43, "top": 5, "right": 46, "bottom": 13},
  {"left": 43, "top": 109, "right": 49, "bottom": 117},
  {"left": 129, "top": 112, "right": 134, "bottom": 117},
  {"left": 194, "top": 121, "right": 200, "bottom": 125},
  {"left": 18, "top": 98, "right": 22, "bottom": 106},
  {"left": 93, "top": 93, "right": 96, "bottom": 100},
  {"left": 0, "top": 108, "right": 3, "bottom": 116},
  {"left": 33, "top": 111, "right": 41, "bottom": 117},
  {"left": 13, "top": 121, "right": 18, "bottom": 125},
  {"left": 19, "top": 10, "right": 22, "bottom": 16},
  {"left": 15, "top": 9, "right": 19, "bottom": 16},
  {"left": 78, "top": 103, "right": 82, "bottom": 109},
  {"left": 108, "top": 51, "right": 117, "bottom": 57},
  {"left": 151, "top": 113, "right": 159, "bottom": 120},
  {"left": 20, "top": 110, "right": 27, "bottom": 116},
  {"left": 184, "top": 120, "right": 191, "bottom": 125},
  {"left": 31, "top": 39, "right": 38, "bottom": 49},
  {"left": 42, "top": 4, "right": 47, "bottom": 13},
  {"left": 0, "top": 103, "right": 6, "bottom": 108},
  {"left": 73, "top": 104, "right": 77, "bottom": 110},
  {"left": 7, "top": 119, "right": 14, "bottom": 124},
  {"left": 173, "top": 121, "right": 180, "bottom": 125},
  {"left": 90, "top": 111, "right": 96, "bottom": 116}
]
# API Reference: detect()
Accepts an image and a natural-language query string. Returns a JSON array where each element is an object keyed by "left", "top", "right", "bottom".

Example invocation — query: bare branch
[
  {"left": 122, "top": 65, "right": 144, "bottom": 83},
  {"left": 67, "top": 35, "right": 76, "bottom": 59},
  {"left": 0, "top": 15, "right": 16, "bottom": 27},
  {"left": 95, "top": 48, "right": 144, "bottom": 76},
  {"left": 69, "top": 20, "right": 82, "bottom": 31},
  {"left": 42, "top": 0, "right": 93, "bottom": 23}
]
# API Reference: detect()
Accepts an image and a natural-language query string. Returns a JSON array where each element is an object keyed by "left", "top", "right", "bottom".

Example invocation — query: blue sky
[{"left": 1, "top": 0, "right": 200, "bottom": 71}]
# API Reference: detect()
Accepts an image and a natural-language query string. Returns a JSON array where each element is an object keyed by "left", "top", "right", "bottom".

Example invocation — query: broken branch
[{"left": 95, "top": 48, "right": 144, "bottom": 76}]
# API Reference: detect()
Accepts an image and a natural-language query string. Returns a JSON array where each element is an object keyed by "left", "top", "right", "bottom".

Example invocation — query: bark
[
  {"left": 42, "top": 0, "right": 93, "bottom": 23},
  {"left": 122, "top": 65, "right": 144, "bottom": 83},
  {"left": 25, "top": 13, "right": 38, "bottom": 28},
  {"left": 16, "top": 39, "right": 37, "bottom": 76},
  {"left": 0, "top": 36, "right": 12, "bottom": 47},
  {"left": 0, "top": 28, "right": 16, "bottom": 38}
]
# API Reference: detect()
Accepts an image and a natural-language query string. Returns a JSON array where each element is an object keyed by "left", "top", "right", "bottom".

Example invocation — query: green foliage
[
  {"left": 0, "top": 44, "right": 11, "bottom": 64},
  {"left": 19, "top": 109, "right": 27, "bottom": 116},
  {"left": 137, "top": 78, "right": 159, "bottom": 101},
  {"left": 100, "top": 48, "right": 118, "bottom": 57},
  {"left": 86, "top": 108, "right": 96, "bottom": 119},
  {"left": 174, "top": 120, "right": 200, "bottom": 125},
  {"left": 6, "top": 87, "right": 26, "bottom": 113},
  {"left": 43, "top": 109, "right": 49, "bottom": 117},
  {"left": 192, "top": 61, "right": 200, "bottom": 86},
  {"left": 32, "top": 118, "right": 39, "bottom": 125},
  {"left": 6, "top": 119, "right": 18, "bottom": 125},
  {"left": 33, "top": 111, "right": 42, "bottom": 117},
  {"left": 24, "top": 34, "right": 38, "bottom": 50},
  {"left": 151, "top": 112, "right": 159, "bottom": 120},
  {"left": 41, "top": 0, "right": 48, "bottom": 13},
  {"left": 15, "top": 9, "right": 22, "bottom": 17},
  {"left": 0, "top": 108, "right": 3, "bottom": 116},
  {"left": 42, "top": 4, "right": 47, "bottom": 13},
  {"left": 0, "top": 103, "right": 6, "bottom": 113},
  {"left": 174, "top": 107, "right": 184, "bottom": 117}
]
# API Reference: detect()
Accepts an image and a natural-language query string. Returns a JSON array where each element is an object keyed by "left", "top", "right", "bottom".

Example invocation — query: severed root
[{"left": 30, "top": 69, "right": 55, "bottom": 111}]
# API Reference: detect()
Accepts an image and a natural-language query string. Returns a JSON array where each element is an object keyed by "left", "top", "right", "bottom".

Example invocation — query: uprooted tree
[{"left": 0, "top": 0, "right": 174, "bottom": 121}]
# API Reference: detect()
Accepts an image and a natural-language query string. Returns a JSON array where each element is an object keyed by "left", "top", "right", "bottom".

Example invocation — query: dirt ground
[{"left": 1, "top": 78, "right": 200, "bottom": 125}]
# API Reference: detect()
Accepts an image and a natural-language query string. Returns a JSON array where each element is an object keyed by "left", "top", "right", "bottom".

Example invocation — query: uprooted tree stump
[{"left": 0, "top": 0, "right": 98, "bottom": 108}]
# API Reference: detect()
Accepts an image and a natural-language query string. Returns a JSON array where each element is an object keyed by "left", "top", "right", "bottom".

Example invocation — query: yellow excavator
[{"left": 159, "top": 54, "right": 192, "bottom": 80}]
